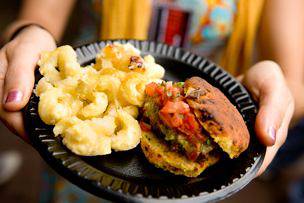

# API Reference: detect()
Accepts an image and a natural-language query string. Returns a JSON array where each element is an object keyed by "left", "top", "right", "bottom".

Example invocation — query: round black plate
[{"left": 24, "top": 40, "right": 265, "bottom": 202}]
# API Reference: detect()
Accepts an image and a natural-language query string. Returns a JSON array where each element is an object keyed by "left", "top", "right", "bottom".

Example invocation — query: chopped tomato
[
  {"left": 159, "top": 101, "right": 207, "bottom": 143},
  {"left": 140, "top": 121, "right": 151, "bottom": 132},
  {"left": 187, "top": 150, "right": 200, "bottom": 161},
  {"left": 159, "top": 101, "right": 190, "bottom": 128},
  {"left": 145, "top": 82, "right": 158, "bottom": 97},
  {"left": 179, "top": 113, "right": 206, "bottom": 142},
  {"left": 172, "top": 88, "right": 182, "bottom": 98},
  {"left": 159, "top": 112, "right": 183, "bottom": 128},
  {"left": 145, "top": 82, "right": 166, "bottom": 103},
  {"left": 146, "top": 81, "right": 207, "bottom": 150},
  {"left": 165, "top": 82, "right": 183, "bottom": 98},
  {"left": 156, "top": 86, "right": 165, "bottom": 95},
  {"left": 183, "top": 114, "right": 196, "bottom": 130},
  {"left": 145, "top": 81, "right": 185, "bottom": 107},
  {"left": 160, "top": 101, "right": 190, "bottom": 114}
]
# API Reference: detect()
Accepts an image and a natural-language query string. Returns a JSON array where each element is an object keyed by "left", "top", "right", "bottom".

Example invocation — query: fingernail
[
  {"left": 5, "top": 91, "right": 23, "bottom": 103},
  {"left": 268, "top": 126, "right": 276, "bottom": 143}
]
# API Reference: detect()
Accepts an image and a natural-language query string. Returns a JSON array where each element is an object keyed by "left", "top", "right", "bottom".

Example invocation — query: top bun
[{"left": 184, "top": 77, "right": 250, "bottom": 158}]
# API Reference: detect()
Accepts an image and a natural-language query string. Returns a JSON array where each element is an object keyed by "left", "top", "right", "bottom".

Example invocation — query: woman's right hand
[{"left": 0, "top": 25, "right": 56, "bottom": 142}]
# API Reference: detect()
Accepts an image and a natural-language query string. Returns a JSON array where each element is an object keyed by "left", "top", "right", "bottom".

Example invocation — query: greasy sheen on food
[
  {"left": 140, "top": 78, "right": 250, "bottom": 177},
  {"left": 36, "top": 43, "right": 165, "bottom": 156},
  {"left": 141, "top": 131, "right": 220, "bottom": 177},
  {"left": 184, "top": 77, "right": 250, "bottom": 158}
]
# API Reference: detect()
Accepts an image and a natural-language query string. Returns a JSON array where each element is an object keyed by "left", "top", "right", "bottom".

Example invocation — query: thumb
[
  {"left": 3, "top": 45, "right": 40, "bottom": 111},
  {"left": 255, "top": 86, "right": 287, "bottom": 146},
  {"left": 3, "top": 25, "right": 56, "bottom": 112},
  {"left": 244, "top": 61, "right": 294, "bottom": 146}
]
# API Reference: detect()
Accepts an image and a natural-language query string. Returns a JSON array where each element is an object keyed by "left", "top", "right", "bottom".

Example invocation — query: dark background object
[{"left": 24, "top": 40, "right": 265, "bottom": 202}]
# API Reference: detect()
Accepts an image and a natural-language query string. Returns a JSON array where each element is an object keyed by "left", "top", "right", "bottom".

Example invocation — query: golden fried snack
[
  {"left": 38, "top": 88, "right": 82, "bottom": 125},
  {"left": 141, "top": 131, "right": 219, "bottom": 177},
  {"left": 140, "top": 77, "right": 250, "bottom": 177},
  {"left": 36, "top": 43, "right": 165, "bottom": 156},
  {"left": 184, "top": 77, "right": 250, "bottom": 158}
]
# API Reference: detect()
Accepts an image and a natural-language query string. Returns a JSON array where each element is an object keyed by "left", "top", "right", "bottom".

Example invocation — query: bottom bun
[{"left": 141, "top": 131, "right": 220, "bottom": 177}]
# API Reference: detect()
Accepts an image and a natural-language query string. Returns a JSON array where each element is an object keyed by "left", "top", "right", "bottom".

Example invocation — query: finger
[
  {"left": 0, "top": 50, "right": 29, "bottom": 142},
  {"left": 236, "top": 75, "right": 244, "bottom": 82},
  {"left": 244, "top": 61, "right": 294, "bottom": 146},
  {"left": 2, "top": 43, "right": 39, "bottom": 111},
  {"left": 257, "top": 144, "right": 280, "bottom": 177},
  {"left": 256, "top": 100, "right": 294, "bottom": 176},
  {"left": 254, "top": 85, "right": 289, "bottom": 146},
  {"left": 255, "top": 63, "right": 294, "bottom": 146},
  {"left": 0, "top": 111, "right": 29, "bottom": 143}
]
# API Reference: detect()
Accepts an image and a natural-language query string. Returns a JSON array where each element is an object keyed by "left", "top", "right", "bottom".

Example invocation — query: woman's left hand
[{"left": 241, "top": 61, "right": 294, "bottom": 176}]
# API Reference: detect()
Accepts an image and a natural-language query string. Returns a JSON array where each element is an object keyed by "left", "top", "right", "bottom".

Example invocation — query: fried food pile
[{"left": 36, "top": 43, "right": 164, "bottom": 156}]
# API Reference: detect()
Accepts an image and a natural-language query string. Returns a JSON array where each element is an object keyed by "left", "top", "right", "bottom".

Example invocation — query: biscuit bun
[
  {"left": 141, "top": 131, "right": 219, "bottom": 177},
  {"left": 140, "top": 77, "right": 250, "bottom": 177},
  {"left": 184, "top": 77, "right": 250, "bottom": 158}
]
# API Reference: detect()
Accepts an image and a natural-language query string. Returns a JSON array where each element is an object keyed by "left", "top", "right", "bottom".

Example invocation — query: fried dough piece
[
  {"left": 185, "top": 77, "right": 250, "bottom": 158},
  {"left": 141, "top": 131, "right": 219, "bottom": 177}
]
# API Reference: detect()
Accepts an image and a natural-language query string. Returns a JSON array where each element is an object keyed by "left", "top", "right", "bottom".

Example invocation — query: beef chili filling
[{"left": 141, "top": 81, "right": 217, "bottom": 162}]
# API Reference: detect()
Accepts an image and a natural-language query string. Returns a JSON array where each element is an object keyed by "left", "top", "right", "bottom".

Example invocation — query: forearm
[
  {"left": 258, "top": 0, "right": 304, "bottom": 85},
  {"left": 3, "top": 0, "right": 76, "bottom": 42},
  {"left": 258, "top": 0, "right": 304, "bottom": 121}
]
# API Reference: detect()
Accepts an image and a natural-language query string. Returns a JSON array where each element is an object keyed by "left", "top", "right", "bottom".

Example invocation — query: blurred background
[{"left": 0, "top": 1, "right": 304, "bottom": 203}]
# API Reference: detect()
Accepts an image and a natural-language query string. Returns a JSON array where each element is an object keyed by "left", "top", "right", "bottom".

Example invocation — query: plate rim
[{"left": 24, "top": 39, "right": 265, "bottom": 202}]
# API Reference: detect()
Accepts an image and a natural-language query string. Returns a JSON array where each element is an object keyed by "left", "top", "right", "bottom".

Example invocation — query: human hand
[
  {"left": 0, "top": 25, "right": 56, "bottom": 142},
  {"left": 286, "top": 80, "right": 304, "bottom": 126},
  {"left": 241, "top": 61, "right": 294, "bottom": 176}
]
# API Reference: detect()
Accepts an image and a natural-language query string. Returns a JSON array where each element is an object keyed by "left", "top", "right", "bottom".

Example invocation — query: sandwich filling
[{"left": 141, "top": 81, "right": 217, "bottom": 162}]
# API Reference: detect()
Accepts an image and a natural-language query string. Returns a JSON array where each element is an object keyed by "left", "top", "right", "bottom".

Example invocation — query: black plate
[{"left": 24, "top": 40, "right": 265, "bottom": 202}]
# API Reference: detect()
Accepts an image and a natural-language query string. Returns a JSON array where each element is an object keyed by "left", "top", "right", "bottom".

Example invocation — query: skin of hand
[
  {"left": 4, "top": 0, "right": 76, "bottom": 41},
  {"left": 0, "top": 0, "right": 75, "bottom": 142},
  {"left": 287, "top": 81, "right": 304, "bottom": 126},
  {"left": 241, "top": 61, "right": 294, "bottom": 176},
  {"left": 0, "top": 25, "right": 56, "bottom": 142},
  {"left": 259, "top": 0, "right": 304, "bottom": 125}
]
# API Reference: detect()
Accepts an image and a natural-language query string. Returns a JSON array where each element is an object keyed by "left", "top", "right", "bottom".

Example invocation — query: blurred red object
[{"left": 148, "top": 3, "right": 192, "bottom": 48}]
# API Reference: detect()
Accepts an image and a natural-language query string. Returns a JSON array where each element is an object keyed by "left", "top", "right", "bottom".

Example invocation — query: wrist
[
  {"left": 5, "top": 24, "right": 57, "bottom": 54},
  {"left": 3, "top": 20, "right": 34, "bottom": 42},
  {"left": 2, "top": 21, "right": 56, "bottom": 45},
  {"left": 12, "top": 25, "right": 56, "bottom": 50}
]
